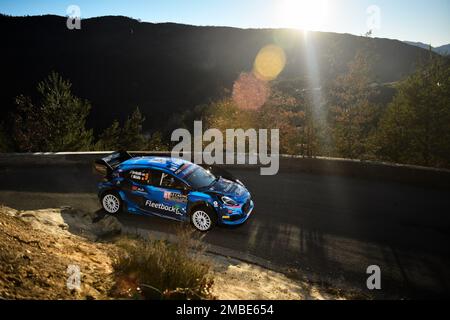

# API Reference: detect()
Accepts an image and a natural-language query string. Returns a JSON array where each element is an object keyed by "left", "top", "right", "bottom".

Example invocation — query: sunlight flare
[
  {"left": 277, "top": 0, "right": 329, "bottom": 31},
  {"left": 253, "top": 45, "right": 287, "bottom": 81}
]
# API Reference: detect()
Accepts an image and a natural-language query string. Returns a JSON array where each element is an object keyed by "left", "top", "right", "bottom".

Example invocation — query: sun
[{"left": 278, "top": 0, "right": 329, "bottom": 31}]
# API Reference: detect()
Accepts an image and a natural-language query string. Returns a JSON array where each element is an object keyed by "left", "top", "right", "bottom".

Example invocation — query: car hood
[{"left": 205, "top": 178, "right": 250, "bottom": 203}]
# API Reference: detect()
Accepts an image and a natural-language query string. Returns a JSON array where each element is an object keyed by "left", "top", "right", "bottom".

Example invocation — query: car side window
[
  {"left": 149, "top": 170, "right": 162, "bottom": 186},
  {"left": 159, "top": 172, "right": 186, "bottom": 190}
]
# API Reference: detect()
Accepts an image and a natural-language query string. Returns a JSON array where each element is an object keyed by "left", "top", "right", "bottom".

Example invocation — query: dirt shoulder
[
  {"left": 0, "top": 205, "right": 354, "bottom": 300},
  {"left": 208, "top": 254, "right": 347, "bottom": 300},
  {"left": 0, "top": 205, "right": 118, "bottom": 299}
]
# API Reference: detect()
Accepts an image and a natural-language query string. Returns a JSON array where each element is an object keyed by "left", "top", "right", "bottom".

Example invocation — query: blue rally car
[{"left": 93, "top": 151, "right": 254, "bottom": 232}]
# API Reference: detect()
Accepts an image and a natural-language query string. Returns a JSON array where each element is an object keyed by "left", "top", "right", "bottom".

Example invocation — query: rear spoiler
[{"left": 93, "top": 151, "right": 133, "bottom": 176}]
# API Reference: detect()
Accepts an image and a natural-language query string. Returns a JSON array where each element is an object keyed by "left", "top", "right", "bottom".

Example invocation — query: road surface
[{"left": 1, "top": 162, "right": 449, "bottom": 299}]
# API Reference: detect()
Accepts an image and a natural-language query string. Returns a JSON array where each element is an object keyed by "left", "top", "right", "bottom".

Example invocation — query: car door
[
  {"left": 146, "top": 170, "right": 190, "bottom": 221},
  {"left": 121, "top": 168, "right": 155, "bottom": 212}
]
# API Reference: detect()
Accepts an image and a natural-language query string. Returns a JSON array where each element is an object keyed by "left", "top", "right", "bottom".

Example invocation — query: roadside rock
[
  {"left": 91, "top": 214, "right": 122, "bottom": 239},
  {"left": 60, "top": 207, "right": 123, "bottom": 241},
  {"left": 8, "top": 206, "right": 123, "bottom": 241},
  {"left": 0, "top": 205, "right": 120, "bottom": 300}
]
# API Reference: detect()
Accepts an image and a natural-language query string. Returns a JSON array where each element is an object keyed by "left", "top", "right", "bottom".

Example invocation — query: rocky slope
[
  {"left": 0, "top": 204, "right": 351, "bottom": 300},
  {"left": 0, "top": 206, "right": 120, "bottom": 299}
]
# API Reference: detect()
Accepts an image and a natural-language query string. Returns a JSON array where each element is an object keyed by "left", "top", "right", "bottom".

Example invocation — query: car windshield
[{"left": 181, "top": 164, "right": 217, "bottom": 189}]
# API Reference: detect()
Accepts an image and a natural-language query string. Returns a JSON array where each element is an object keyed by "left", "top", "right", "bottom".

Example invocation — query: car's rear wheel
[
  {"left": 191, "top": 207, "right": 216, "bottom": 232},
  {"left": 101, "top": 192, "right": 122, "bottom": 214}
]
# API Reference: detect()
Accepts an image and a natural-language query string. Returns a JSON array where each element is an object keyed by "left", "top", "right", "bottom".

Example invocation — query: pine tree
[
  {"left": 298, "top": 98, "right": 320, "bottom": 157},
  {"left": 328, "top": 51, "right": 379, "bottom": 159},
  {"left": 148, "top": 131, "right": 170, "bottom": 151},
  {"left": 96, "top": 108, "right": 152, "bottom": 151},
  {"left": 202, "top": 91, "right": 306, "bottom": 155},
  {"left": 13, "top": 72, "right": 93, "bottom": 152},
  {"left": 119, "top": 107, "right": 148, "bottom": 150},
  {"left": 375, "top": 55, "right": 450, "bottom": 167},
  {"left": 95, "top": 120, "right": 121, "bottom": 151}
]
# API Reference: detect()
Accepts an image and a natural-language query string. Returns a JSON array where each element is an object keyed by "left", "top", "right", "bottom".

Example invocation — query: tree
[
  {"left": 327, "top": 51, "right": 380, "bottom": 159},
  {"left": 95, "top": 120, "right": 121, "bottom": 151},
  {"left": 12, "top": 72, "right": 93, "bottom": 152},
  {"left": 202, "top": 90, "right": 307, "bottom": 155},
  {"left": 204, "top": 98, "right": 256, "bottom": 132},
  {"left": 375, "top": 55, "right": 450, "bottom": 167},
  {"left": 96, "top": 107, "right": 148, "bottom": 151},
  {"left": 120, "top": 107, "right": 148, "bottom": 150},
  {"left": 296, "top": 93, "right": 322, "bottom": 157},
  {"left": 148, "top": 131, "right": 170, "bottom": 151},
  {"left": 258, "top": 91, "right": 305, "bottom": 155}
]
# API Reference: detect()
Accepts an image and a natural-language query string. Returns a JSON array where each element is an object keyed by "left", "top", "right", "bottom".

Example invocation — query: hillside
[
  {"left": 0, "top": 14, "right": 431, "bottom": 134},
  {"left": 404, "top": 41, "right": 450, "bottom": 55},
  {"left": 436, "top": 44, "right": 450, "bottom": 55}
]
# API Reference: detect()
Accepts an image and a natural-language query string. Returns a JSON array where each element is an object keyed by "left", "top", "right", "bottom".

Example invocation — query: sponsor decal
[
  {"left": 145, "top": 200, "right": 183, "bottom": 216},
  {"left": 132, "top": 185, "right": 146, "bottom": 193},
  {"left": 130, "top": 170, "right": 150, "bottom": 183},
  {"left": 149, "top": 157, "right": 167, "bottom": 164},
  {"left": 178, "top": 164, "right": 197, "bottom": 179},
  {"left": 163, "top": 191, "right": 188, "bottom": 203},
  {"left": 169, "top": 159, "right": 186, "bottom": 172},
  {"left": 175, "top": 163, "right": 191, "bottom": 175}
]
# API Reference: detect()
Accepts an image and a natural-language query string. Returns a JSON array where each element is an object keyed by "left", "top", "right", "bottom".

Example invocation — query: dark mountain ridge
[
  {"left": 404, "top": 41, "right": 450, "bottom": 55},
  {"left": 0, "top": 14, "right": 432, "bottom": 134}
]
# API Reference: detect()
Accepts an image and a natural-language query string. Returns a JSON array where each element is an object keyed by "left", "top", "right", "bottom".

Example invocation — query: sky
[{"left": 0, "top": 0, "right": 449, "bottom": 47}]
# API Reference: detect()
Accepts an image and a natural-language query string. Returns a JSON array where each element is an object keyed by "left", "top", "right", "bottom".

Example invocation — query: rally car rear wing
[{"left": 93, "top": 151, "right": 133, "bottom": 177}]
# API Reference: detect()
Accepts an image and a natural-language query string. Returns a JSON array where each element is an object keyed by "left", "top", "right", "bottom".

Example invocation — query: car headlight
[{"left": 221, "top": 196, "right": 238, "bottom": 206}]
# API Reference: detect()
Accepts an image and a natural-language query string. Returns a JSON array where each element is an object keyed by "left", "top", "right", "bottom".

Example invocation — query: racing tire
[
  {"left": 101, "top": 191, "right": 122, "bottom": 215},
  {"left": 190, "top": 206, "right": 216, "bottom": 232}
]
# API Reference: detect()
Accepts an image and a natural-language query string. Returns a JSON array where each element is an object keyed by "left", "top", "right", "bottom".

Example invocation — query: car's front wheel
[
  {"left": 101, "top": 192, "right": 122, "bottom": 214},
  {"left": 190, "top": 207, "right": 216, "bottom": 232}
]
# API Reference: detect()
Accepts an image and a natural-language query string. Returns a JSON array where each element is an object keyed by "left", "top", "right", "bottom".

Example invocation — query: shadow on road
[{"left": 1, "top": 164, "right": 450, "bottom": 298}]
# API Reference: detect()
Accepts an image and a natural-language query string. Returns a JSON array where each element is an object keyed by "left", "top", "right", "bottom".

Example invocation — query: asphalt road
[{"left": 1, "top": 163, "right": 449, "bottom": 299}]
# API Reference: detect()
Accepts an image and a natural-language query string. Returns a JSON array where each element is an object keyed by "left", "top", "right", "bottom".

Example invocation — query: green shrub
[{"left": 111, "top": 228, "right": 214, "bottom": 300}]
